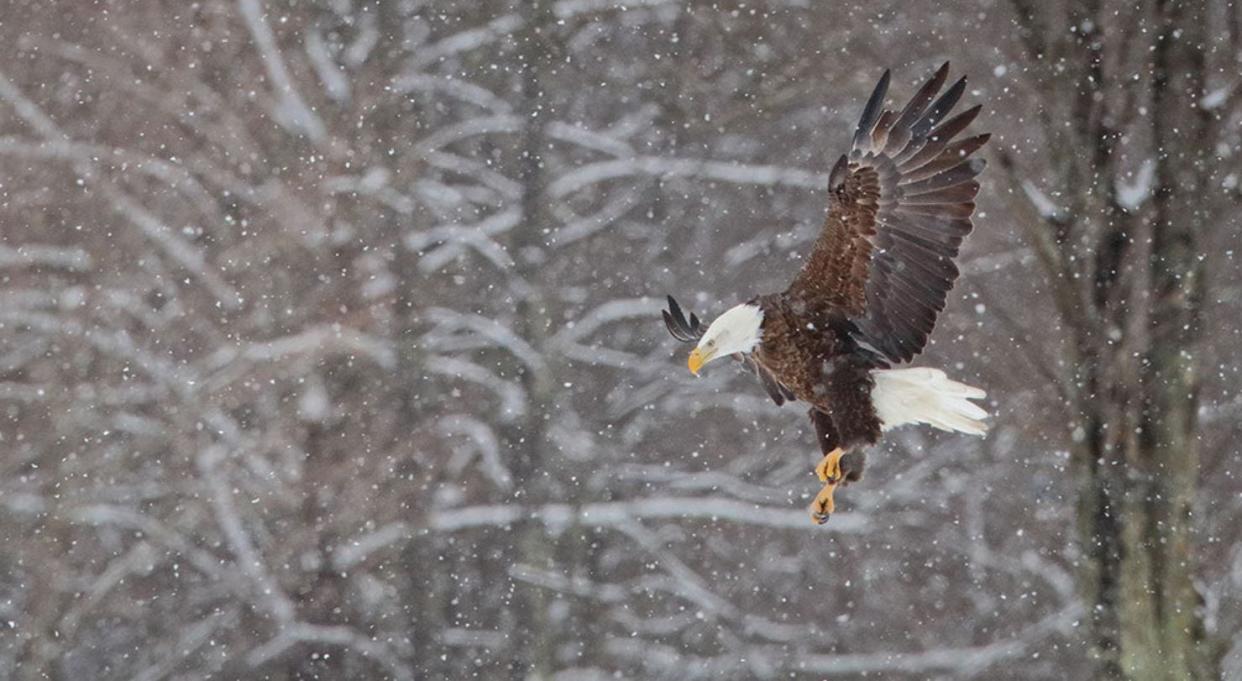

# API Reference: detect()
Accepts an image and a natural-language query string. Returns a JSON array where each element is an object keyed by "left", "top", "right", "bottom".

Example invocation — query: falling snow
[{"left": 0, "top": 2, "right": 1238, "bottom": 680}]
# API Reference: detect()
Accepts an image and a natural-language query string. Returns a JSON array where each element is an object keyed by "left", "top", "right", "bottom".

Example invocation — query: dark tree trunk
[
  {"left": 504, "top": 0, "right": 560, "bottom": 677},
  {"left": 1074, "top": 1, "right": 1213, "bottom": 678},
  {"left": 1008, "top": 1, "right": 1217, "bottom": 678},
  {"left": 1118, "top": 0, "right": 1211, "bottom": 678}
]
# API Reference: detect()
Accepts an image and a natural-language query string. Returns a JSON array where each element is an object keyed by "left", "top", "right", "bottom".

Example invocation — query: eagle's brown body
[
  {"left": 663, "top": 63, "right": 989, "bottom": 518},
  {"left": 752, "top": 293, "right": 881, "bottom": 453}
]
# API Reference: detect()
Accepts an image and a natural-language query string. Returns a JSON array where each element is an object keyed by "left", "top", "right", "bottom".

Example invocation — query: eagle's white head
[{"left": 688, "top": 303, "right": 764, "bottom": 375}]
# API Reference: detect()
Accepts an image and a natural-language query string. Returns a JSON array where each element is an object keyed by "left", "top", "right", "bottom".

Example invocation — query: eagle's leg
[
  {"left": 814, "top": 447, "right": 845, "bottom": 482},
  {"left": 812, "top": 359, "right": 881, "bottom": 518},
  {"left": 809, "top": 448, "right": 846, "bottom": 524},
  {"left": 807, "top": 409, "right": 844, "bottom": 523}
]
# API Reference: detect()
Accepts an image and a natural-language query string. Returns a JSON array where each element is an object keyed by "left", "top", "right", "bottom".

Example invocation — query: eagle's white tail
[{"left": 872, "top": 367, "right": 989, "bottom": 436}]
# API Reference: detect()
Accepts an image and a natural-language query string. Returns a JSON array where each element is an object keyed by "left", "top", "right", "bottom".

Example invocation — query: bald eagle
[{"left": 664, "top": 63, "right": 989, "bottom": 523}]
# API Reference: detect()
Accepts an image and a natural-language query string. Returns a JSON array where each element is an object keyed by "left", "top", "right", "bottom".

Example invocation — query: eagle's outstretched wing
[
  {"left": 662, "top": 295, "right": 795, "bottom": 405},
  {"left": 786, "top": 63, "right": 988, "bottom": 363}
]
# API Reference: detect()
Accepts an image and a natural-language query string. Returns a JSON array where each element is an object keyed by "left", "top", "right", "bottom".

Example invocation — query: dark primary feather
[
  {"left": 852, "top": 69, "right": 890, "bottom": 150},
  {"left": 662, "top": 295, "right": 704, "bottom": 343},
  {"left": 787, "top": 62, "right": 989, "bottom": 364}
]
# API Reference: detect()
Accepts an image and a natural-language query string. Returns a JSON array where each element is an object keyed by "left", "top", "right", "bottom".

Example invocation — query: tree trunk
[
  {"left": 1123, "top": 0, "right": 1210, "bottom": 678},
  {"left": 504, "top": 0, "right": 560, "bottom": 677},
  {"left": 1074, "top": 1, "right": 1213, "bottom": 679}
]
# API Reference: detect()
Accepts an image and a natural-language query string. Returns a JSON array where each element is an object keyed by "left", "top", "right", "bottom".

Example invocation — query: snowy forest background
[{"left": 1, "top": 1, "right": 1240, "bottom": 679}]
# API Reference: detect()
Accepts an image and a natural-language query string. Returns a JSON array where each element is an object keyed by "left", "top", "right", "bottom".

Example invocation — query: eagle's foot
[
  {"left": 810, "top": 448, "right": 847, "bottom": 524},
  {"left": 809, "top": 480, "right": 838, "bottom": 524},
  {"left": 815, "top": 447, "right": 845, "bottom": 483}
]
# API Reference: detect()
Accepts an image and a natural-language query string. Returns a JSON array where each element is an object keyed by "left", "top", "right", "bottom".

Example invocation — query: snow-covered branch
[
  {"left": 405, "top": 209, "right": 520, "bottom": 272},
  {"left": 425, "top": 307, "right": 548, "bottom": 376},
  {"left": 440, "top": 414, "right": 513, "bottom": 491},
  {"left": 305, "top": 27, "right": 350, "bottom": 103},
  {"left": 550, "top": 156, "right": 824, "bottom": 198},
  {"left": 202, "top": 324, "right": 397, "bottom": 376},
  {"left": 237, "top": 0, "right": 327, "bottom": 141},
  {"left": 331, "top": 497, "right": 873, "bottom": 569},
  {"left": 247, "top": 621, "right": 413, "bottom": 681},
  {"left": 425, "top": 355, "right": 528, "bottom": 420},
  {"left": 794, "top": 605, "right": 1081, "bottom": 676},
  {"left": 0, "top": 243, "right": 91, "bottom": 271}
]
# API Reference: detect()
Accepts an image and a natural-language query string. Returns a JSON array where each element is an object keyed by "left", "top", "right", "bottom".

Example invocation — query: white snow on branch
[
  {"left": 409, "top": 13, "right": 524, "bottom": 68},
  {"left": 554, "top": 0, "right": 678, "bottom": 18},
  {"left": 57, "top": 542, "right": 159, "bottom": 639},
  {"left": 552, "top": 297, "right": 658, "bottom": 346},
  {"left": 247, "top": 621, "right": 412, "bottom": 681},
  {"left": 305, "top": 27, "right": 350, "bottom": 103},
  {"left": 426, "top": 308, "right": 548, "bottom": 376},
  {"left": 507, "top": 565, "right": 628, "bottom": 604},
  {"left": 958, "top": 247, "right": 1035, "bottom": 276},
  {"left": 331, "top": 498, "right": 872, "bottom": 570},
  {"left": 68, "top": 504, "right": 224, "bottom": 580},
  {"left": 795, "top": 605, "right": 1081, "bottom": 676},
  {"left": 344, "top": 11, "right": 379, "bottom": 66},
  {"left": 440, "top": 414, "right": 513, "bottom": 491},
  {"left": 550, "top": 297, "right": 659, "bottom": 368},
  {"left": 203, "top": 324, "right": 397, "bottom": 373},
  {"left": 238, "top": 0, "right": 327, "bottom": 141},
  {"left": 0, "top": 70, "right": 63, "bottom": 139},
  {"left": 1020, "top": 180, "right": 1064, "bottom": 221},
  {"left": 196, "top": 444, "right": 298, "bottom": 623},
  {"left": 415, "top": 115, "right": 521, "bottom": 155},
  {"left": 1201, "top": 86, "right": 1228, "bottom": 110},
  {"left": 423, "top": 150, "right": 523, "bottom": 200},
  {"left": 323, "top": 167, "right": 416, "bottom": 215},
  {"left": 84, "top": 327, "right": 199, "bottom": 399},
  {"left": 1116, "top": 159, "right": 1154, "bottom": 211},
  {"left": 433, "top": 497, "right": 872, "bottom": 534},
  {"left": 391, "top": 74, "right": 513, "bottom": 115},
  {"left": 439, "top": 626, "right": 509, "bottom": 649},
  {"left": 550, "top": 156, "right": 824, "bottom": 198},
  {"left": 616, "top": 521, "right": 741, "bottom": 621},
  {"left": 395, "top": 0, "right": 670, "bottom": 68},
  {"left": 405, "top": 209, "right": 519, "bottom": 272},
  {"left": 607, "top": 604, "right": 1078, "bottom": 679},
  {"left": 425, "top": 355, "right": 527, "bottom": 420},
  {"left": 0, "top": 73, "right": 242, "bottom": 310},
  {"left": 547, "top": 121, "right": 635, "bottom": 157},
  {"left": 0, "top": 136, "right": 218, "bottom": 217},
  {"left": 332, "top": 522, "right": 411, "bottom": 570},
  {"left": 559, "top": 343, "right": 645, "bottom": 369},
  {"left": 0, "top": 243, "right": 92, "bottom": 271},
  {"left": 107, "top": 190, "right": 243, "bottom": 309},
  {"left": 551, "top": 188, "right": 640, "bottom": 246},
  {"left": 0, "top": 381, "right": 52, "bottom": 403},
  {"left": 131, "top": 609, "right": 239, "bottom": 681}
]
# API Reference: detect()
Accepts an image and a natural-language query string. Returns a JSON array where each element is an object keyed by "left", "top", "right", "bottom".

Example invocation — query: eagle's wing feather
[
  {"left": 786, "top": 62, "right": 988, "bottom": 363},
  {"left": 750, "top": 357, "right": 797, "bottom": 406}
]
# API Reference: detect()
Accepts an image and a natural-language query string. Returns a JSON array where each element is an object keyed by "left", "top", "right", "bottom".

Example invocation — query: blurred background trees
[
  {"left": 1003, "top": 0, "right": 1224, "bottom": 678},
  {"left": 0, "top": 1, "right": 1238, "bottom": 680}
]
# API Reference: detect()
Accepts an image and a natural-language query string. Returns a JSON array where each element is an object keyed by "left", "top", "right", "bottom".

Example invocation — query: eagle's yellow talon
[
  {"left": 815, "top": 447, "right": 845, "bottom": 483},
  {"left": 809, "top": 481, "right": 837, "bottom": 524}
]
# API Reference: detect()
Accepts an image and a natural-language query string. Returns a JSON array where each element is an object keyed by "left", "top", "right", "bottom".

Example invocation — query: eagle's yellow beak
[{"left": 688, "top": 347, "right": 708, "bottom": 376}]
